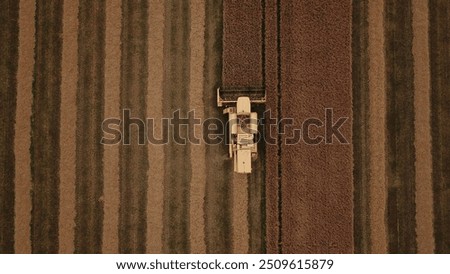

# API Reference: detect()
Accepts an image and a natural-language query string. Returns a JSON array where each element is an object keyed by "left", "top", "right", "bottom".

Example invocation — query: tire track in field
[
  {"left": 119, "top": 0, "right": 149, "bottom": 253},
  {"left": 0, "top": 0, "right": 19, "bottom": 254},
  {"left": 161, "top": 0, "right": 192, "bottom": 253},
  {"left": 74, "top": 0, "right": 106, "bottom": 253},
  {"left": 14, "top": 0, "right": 35, "bottom": 254},
  {"left": 385, "top": 0, "right": 417, "bottom": 253},
  {"left": 59, "top": 0, "right": 78, "bottom": 254},
  {"left": 203, "top": 0, "right": 233, "bottom": 254},
  {"left": 30, "top": 0, "right": 63, "bottom": 253}
]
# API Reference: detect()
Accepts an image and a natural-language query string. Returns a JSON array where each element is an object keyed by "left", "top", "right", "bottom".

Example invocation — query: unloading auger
[{"left": 217, "top": 87, "right": 266, "bottom": 173}]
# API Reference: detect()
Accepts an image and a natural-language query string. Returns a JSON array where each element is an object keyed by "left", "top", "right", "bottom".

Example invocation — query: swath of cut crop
[
  {"left": 203, "top": 0, "right": 233, "bottom": 254},
  {"left": 30, "top": 0, "right": 63, "bottom": 253},
  {"left": 119, "top": 0, "right": 149, "bottom": 254},
  {"left": 385, "top": 0, "right": 417, "bottom": 254},
  {"left": 74, "top": 0, "right": 106, "bottom": 254},
  {"left": 161, "top": 0, "right": 192, "bottom": 254},
  {"left": 430, "top": 0, "right": 450, "bottom": 254},
  {"left": 0, "top": 0, "right": 19, "bottom": 254}
]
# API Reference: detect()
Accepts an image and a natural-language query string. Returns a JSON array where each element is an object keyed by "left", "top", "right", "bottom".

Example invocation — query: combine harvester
[{"left": 217, "top": 87, "right": 266, "bottom": 173}]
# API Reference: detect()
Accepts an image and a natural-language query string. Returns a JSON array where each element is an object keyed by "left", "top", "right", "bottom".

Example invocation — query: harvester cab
[{"left": 217, "top": 87, "right": 265, "bottom": 174}]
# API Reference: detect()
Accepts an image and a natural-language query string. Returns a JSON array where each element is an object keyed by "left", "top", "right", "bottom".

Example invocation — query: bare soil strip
[
  {"left": 161, "top": 0, "right": 192, "bottom": 253},
  {"left": 203, "top": 0, "right": 233, "bottom": 253},
  {"left": 14, "top": 0, "right": 35, "bottom": 254},
  {"left": 74, "top": 0, "right": 106, "bottom": 253},
  {"left": 102, "top": 0, "right": 121, "bottom": 254},
  {"left": 264, "top": 0, "right": 280, "bottom": 254},
  {"left": 430, "top": 0, "right": 450, "bottom": 254},
  {"left": 412, "top": 0, "right": 434, "bottom": 254},
  {"left": 146, "top": 0, "right": 165, "bottom": 254},
  {"left": 119, "top": 0, "right": 149, "bottom": 253},
  {"left": 188, "top": 0, "right": 207, "bottom": 254},
  {"left": 385, "top": 0, "right": 417, "bottom": 253},
  {"left": 0, "top": 0, "right": 19, "bottom": 254},
  {"left": 352, "top": 0, "right": 371, "bottom": 253},
  {"left": 31, "top": 0, "right": 63, "bottom": 253},
  {"left": 280, "top": 0, "right": 353, "bottom": 253},
  {"left": 59, "top": 0, "right": 79, "bottom": 254},
  {"left": 368, "top": 0, "right": 388, "bottom": 254}
]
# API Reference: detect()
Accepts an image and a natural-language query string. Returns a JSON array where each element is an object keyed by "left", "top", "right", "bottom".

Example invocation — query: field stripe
[
  {"left": 161, "top": 0, "right": 192, "bottom": 253},
  {"left": 385, "top": 0, "right": 417, "bottom": 253},
  {"left": 0, "top": 0, "right": 19, "bottom": 254},
  {"left": 352, "top": 0, "right": 370, "bottom": 254},
  {"left": 14, "top": 0, "right": 35, "bottom": 254},
  {"left": 74, "top": 0, "right": 106, "bottom": 253},
  {"left": 102, "top": 0, "right": 121, "bottom": 254},
  {"left": 368, "top": 0, "right": 388, "bottom": 254},
  {"left": 59, "top": 0, "right": 79, "bottom": 254},
  {"left": 430, "top": 0, "right": 450, "bottom": 254},
  {"left": 188, "top": 0, "right": 207, "bottom": 254},
  {"left": 146, "top": 0, "right": 165, "bottom": 254},
  {"left": 119, "top": 0, "right": 149, "bottom": 253},
  {"left": 203, "top": 0, "right": 232, "bottom": 254},
  {"left": 31, "top": 0, "right": 64, "bottom": 253},
  {"left": 412, "top": 0, "right": 434, "bottom": 254}
]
